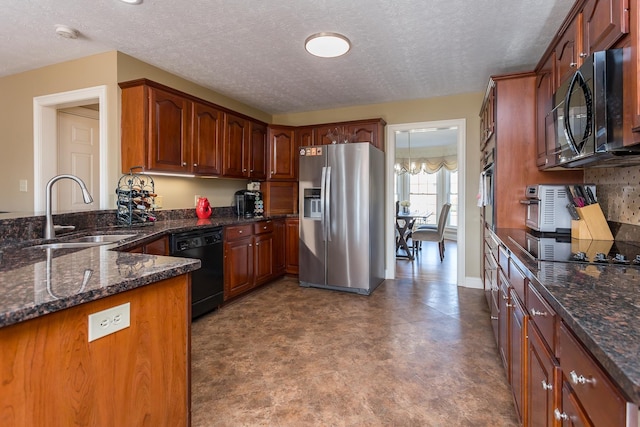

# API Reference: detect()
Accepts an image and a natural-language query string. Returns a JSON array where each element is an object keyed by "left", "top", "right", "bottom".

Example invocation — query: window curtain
[{"left": 395, "top": 155, "right": 458, "bottom": 174}]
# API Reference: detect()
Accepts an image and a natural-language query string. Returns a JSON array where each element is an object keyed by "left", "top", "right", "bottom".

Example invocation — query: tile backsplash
[{"left": 585, "top": 165, "right": 640, "bottom": 225}]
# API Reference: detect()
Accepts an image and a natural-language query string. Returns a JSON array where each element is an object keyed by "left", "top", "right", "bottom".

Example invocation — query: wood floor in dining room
[{"left": 190, "top": 240, "right": 519, "bottom": 426}]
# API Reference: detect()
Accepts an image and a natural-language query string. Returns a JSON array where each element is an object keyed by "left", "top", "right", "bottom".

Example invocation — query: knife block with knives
[{"left": 566, "top": 184, "right": 613, "bottom": 241}]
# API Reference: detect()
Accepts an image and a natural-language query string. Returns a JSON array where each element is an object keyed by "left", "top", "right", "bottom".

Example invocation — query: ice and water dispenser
[{"left": 303, "top": 188, "right": 322, "bottom": 219}]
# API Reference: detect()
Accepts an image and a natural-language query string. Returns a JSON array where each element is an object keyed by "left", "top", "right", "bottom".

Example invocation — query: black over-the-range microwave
[{"left": 545, "top": 48, "right": 640, "bottom": 168}]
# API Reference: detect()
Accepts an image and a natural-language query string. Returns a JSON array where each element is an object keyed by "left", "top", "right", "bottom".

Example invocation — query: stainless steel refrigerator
[{"left": 298, "top": 142, "right": 384, "bottom": 295}]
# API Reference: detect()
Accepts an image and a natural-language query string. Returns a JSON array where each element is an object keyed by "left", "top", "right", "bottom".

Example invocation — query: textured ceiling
[{"left": 0, "top": 0, "right": 573, "bottom": 115}]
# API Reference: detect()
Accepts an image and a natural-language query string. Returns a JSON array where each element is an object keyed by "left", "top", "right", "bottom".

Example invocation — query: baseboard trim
[{"left": 460, "top": 276, "right": 483, "bottom": 289}]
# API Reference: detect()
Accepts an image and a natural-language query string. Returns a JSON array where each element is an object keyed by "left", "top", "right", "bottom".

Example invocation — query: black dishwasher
[{"left": 170, "top": 227, "right": 223, "bottom": 319}]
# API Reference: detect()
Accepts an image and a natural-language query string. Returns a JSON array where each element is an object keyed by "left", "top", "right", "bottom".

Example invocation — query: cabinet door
[
  {"left": 509, "top": 291, "right": 526, "bottom": 422},
  {"left": 148, "top": 87, "right": 190, "bottom": 172},
  {"left": 144, "top": 236, "right": 169, "bottom": 255},
  {"left": 222, "top": 113, "right": 248, "bottom": 178},
  {"left": 498, "top": 272, "right": 510, "bottom": 373},
  {"left": 555, "top": 17, "right": 582, "bottom": 89},
  {"left": 273, "top": 219, "right": 286, "bottom": 276},
  {"left": 582, "top": 0, "right": 629, "bottom": 56},
  {"left": 348, "top": 122, "right": 377, "bottom": 144},
  {"left": 528, "top": 325, "right": 559, "bottom": 427},
  {"left": 536, "top": 54, "right": 555, "bottom": 169},
  {"left": 248, "top": 122, "right": 267, "bottom": 180},
  {"left": 297, "top": 126, "right": 314, "bottom": 147},
  {"left": 224, "top": 237, "right": 253, "bottom": 299},
  {"left": 192, "top": 102, "right": 222, "bottom": 175},
  {"left": 558, "top": 382, "right": 591, "bottom": 426},
  {"left": 314, "top": 124, "right": 336, "bottom": 145},
  {"left": 285, "top": 218, "right": 299, "bottom": 275},
  {"left": 254, "top": 233, "right": 274, "bottom": 285},
  {"left": 268, "top": 126, "right": 296, "bottom": 180}
]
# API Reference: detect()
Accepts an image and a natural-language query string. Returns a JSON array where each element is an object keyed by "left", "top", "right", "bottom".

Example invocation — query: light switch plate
[
  {"left": 88, "top": 302, "right": 130, "bottom": 342},
  {"left": 19, "top": 179, "right": 27, "bottom": 192}
]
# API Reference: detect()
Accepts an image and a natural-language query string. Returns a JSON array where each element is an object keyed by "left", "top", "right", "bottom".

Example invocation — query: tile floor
[{"left": 191, "top": 241, "right": 519, "bottom": 426}]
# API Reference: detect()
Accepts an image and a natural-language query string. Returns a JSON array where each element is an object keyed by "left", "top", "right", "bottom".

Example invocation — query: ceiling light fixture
[
  {"left": 55, "top": 25, "right": 79, "bottom": 39},
  {"left": 119, "top": 0, "right": 143, "bottom": 4},
  {"left": 305, "top": 32, "right": 351, "bottom": 58}
]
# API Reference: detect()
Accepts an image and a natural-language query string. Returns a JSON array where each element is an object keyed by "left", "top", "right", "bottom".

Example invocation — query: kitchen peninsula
[{"left": 0, "top": 211, "right": 293, "bottom": 426}]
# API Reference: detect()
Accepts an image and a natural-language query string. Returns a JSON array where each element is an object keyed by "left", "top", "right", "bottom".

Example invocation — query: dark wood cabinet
[
  {"left": 273, "top": 219, "right": 286, "bottom": 276},
  {"left": 308, "top": 119, "right": 386, "bottom": 151},
  {"left": 285, "top": 218, "right": 299, "bottom": 275},
  {"left": 148, "top": 86, "right": 191, "bottom": 173},
  {"left": 509, "top": 289, "right": 526, "bottom": 421},
  {"left": 297, "top": 126, "right": 314, "bottom": 147},
  {"left": 535, "top": 53, "right": 555, "bottom": 169},
  {"left": 222, "top": 113, "right": 248, "bottom": 178},
  {"left": 559, "top": 381, "right": 591, "bottom": 426},
  {"left": 528, "top": 325, "right": 559, "bottom": 427},
  {"left": 262, "top": 181, "right": 298, "bottom": 215},
  {"left": 498, "top": 271, "right": 510, "bottom": 372},
  {"left": 192, "top": 101, "right": 223, "bottom": 175},
  {"left": 123, "top": 235, "right": 169, "bottom": 255},
  {"left": 224, "top": 224, "right": 254, "bottom": 300},
  {"left": 248, "top": 122, "right": 267, "bottom": 180},
  {"left": 555, "top": 16, "right": 582, "bottom": 90},
  {"left": 224, "top": 220, "right": 286, "bottom": 300},
  {"left": 581, "top": 0, "right": 629, "bottom": 56},
  {"left": 267, "top": 125, "right": 297, "bottom": 180},
  {"left": 480, "top": 81, "right": 495, "bottom": 148}
]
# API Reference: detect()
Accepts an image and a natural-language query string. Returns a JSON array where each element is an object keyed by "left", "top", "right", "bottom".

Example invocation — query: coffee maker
[{"left": 234, "top": 190, "right": 264, "bottom": 218}]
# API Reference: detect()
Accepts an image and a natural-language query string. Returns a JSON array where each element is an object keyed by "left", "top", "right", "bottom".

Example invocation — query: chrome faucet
[{"left": 44, "top": 174, "right": 94, "bottom": 239}]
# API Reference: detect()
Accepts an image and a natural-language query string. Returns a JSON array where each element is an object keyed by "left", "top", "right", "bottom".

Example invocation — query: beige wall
[
  {"left": 0, "top": 51, "right": 119, "bottom": 213},
  {"left": 274, "top": 92, "right": 485, "bottom": 285}
]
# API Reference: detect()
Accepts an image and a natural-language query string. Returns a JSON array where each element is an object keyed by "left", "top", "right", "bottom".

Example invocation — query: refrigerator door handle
[
  {"left": 321, "top": 166, "right": 328, "bottom": 241},
  {"left": 325, "top": 166, "right": 332, "bottom": 241}
]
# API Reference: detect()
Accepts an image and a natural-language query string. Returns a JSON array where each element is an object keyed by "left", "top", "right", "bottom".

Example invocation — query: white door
[{"left": 57, "top": 108, "right": 100, "bottom": 211}]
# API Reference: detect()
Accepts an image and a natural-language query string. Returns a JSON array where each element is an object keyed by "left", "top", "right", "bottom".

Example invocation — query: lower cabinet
[
  {"left": 224, "top": 220, "right": 286, "bottom": 300},
  {"left": 124, "top": 235, "right": 169, "bottom": 255},
  {"left": 486, "top": 235, "right": 636, "bottom": 427},
  {"left": 285, "top": 218, "right": 299, "bottom": 275}
]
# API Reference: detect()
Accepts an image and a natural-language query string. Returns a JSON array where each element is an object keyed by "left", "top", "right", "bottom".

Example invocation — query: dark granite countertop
[
  {"left": 0, "top": 215, "right": 290, "bottom": 329},
  {"left": 494, "top": 228, "right": 640, "bottom": 406}
]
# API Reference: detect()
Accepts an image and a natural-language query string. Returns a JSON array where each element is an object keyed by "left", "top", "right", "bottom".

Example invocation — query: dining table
[{"left": 395, "top": 211, "right": 433, "bottom": 260}]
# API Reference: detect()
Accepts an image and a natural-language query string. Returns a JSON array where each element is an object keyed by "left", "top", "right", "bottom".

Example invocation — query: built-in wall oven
[
  {"left": 481, "top": 146, "right": 495, "bottom": 230},
  {"left": 170, "top": 227, "right": 223, "bottom": 319}
]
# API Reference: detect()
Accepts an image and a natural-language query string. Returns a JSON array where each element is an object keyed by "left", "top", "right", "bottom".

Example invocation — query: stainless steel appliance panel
[
  {"left": 299, "top": 149, "right": 327, "bottom": 287},
  {"left": 298, "top": 143, "right": 384, "bottom": 294}
]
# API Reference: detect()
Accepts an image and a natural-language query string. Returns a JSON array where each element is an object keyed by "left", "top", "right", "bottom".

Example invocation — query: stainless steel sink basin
[
  {"left": 67, "top": 234, "right": 136, "bottom": 243},
  {"left": 27, "top": 234, "right": 137, "bottom": 250}
]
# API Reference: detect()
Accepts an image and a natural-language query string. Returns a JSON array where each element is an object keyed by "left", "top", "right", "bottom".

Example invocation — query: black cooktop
[{"left": 521, "top": 232, "right": 640, "bottom": 267}]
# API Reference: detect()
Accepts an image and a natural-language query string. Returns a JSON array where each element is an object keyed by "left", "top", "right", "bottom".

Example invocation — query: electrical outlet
[
  {"left": 154, "top": 195, "right": 163, "bottom": 209},
  {"left": 19, "top": 179, "right": 28, "bottom": 192},
  {"left": 88, "top": 302, "right": 131, "bottom": 342},
  {"left": 194, "top": 194, "right": 201, "bottom": 206}
]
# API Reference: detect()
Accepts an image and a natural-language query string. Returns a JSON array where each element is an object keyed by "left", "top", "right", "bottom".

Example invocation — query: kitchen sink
[
  {"left": 26, "top": 234, "right": 137, "bottom": 250},
  {"left": 67, "top": 234, "right": 136, "bottom": 243}
]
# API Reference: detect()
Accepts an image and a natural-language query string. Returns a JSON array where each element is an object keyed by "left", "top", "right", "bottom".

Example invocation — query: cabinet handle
[
  {"left": 263, "top": 226, "right": 267, "bottom": 229},
  {"left": 554, "top": 409, "right": 568, "bottom": 421},
  {"left": 250, "top": 169, "right": 254, "bottom": 172},
  {"left": 505, "top": 303, "right": 514, "bottom": 308},
  {"left": 579, "top": 52, "right": 588, "bottom": 58},
  {"left": 243, "top": 168, "right": 247, "bottom": 172},
  {"left": 502, "top": 295, "right": 509, "bottom": 300},
  {"left": 182, "top": 162, "right": 187, "bottom": 167},
  {"left": 490, "top": 316, "right": 498, "bottom": 320},
  {"left": 531, "top": 309, "right": 548, "bottom": 317},
  {"left": 570, "top": 62, "right": 578, "bottom": 67},
  {"left": 570, "top": 370, "right": 595, "bottom": 385},
  {"left": 238, "top": 230, "right": 243, "bottom": 234},
  {"left": 249, "top": 243, "right": 252, "bottom": 247},
  {"left": 256, "top": 242, "right": 259, "bottom": 246},
  {"left": 541, "top": 380, "right": 553, "bottom": 391},
  {"left": 193, "top": 163, "right": 198, "bottom": 167}
]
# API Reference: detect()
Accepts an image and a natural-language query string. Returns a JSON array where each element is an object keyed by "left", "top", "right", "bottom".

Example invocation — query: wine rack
[{"left": 116, "top": 167, "right": 156, "bottom": 226}]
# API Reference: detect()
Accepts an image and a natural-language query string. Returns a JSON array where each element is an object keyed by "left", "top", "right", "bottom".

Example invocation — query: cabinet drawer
[
  {"left": 225, "top": 224, "right": 253, "bottom": 240},
  {"left": 254, "top": 220, "right": 274, "bottom": 235},
  {"left": 508, "top": 259, "right": 526, "bottom": 304},
  {"left": 558, "top": 322, "right": 628, "bottom": 427},
  {"left": 526, "top": 283, "right": 556, "bottom": 353}
]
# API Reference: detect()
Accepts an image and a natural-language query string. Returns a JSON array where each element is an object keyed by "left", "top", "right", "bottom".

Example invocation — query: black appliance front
[
  {"left": 547, "top": 49, "right": 640, "bottom": 168},
  {"left": 170, "top": 228, "right": 224, "bottom": 319}
]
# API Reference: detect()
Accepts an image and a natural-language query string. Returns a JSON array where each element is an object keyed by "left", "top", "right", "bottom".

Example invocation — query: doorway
[
  {"left": 33, "top": 85, "right": 110, "bottom": 212},
  {"left": 385, "top": 119, "right": 466, "bottom": 286}
]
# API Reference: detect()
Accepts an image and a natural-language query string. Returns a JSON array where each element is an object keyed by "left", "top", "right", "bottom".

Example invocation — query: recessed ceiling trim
[{"left": 305, "top": 32, "right": 351, "bottom": 58}]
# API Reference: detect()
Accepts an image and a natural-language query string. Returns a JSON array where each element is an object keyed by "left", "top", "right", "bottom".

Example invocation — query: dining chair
[{"left": 410, "top": 203, "right": 451, "bottom": 262}]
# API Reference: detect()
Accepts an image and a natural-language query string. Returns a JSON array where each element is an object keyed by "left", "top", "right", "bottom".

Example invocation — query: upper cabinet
[
  {"left": 192, "top": 101, "right": 223, "bottom": 175},
  {"left": 222, "top": 113, "right": 248, "bottom": 178},
  {"left": 309, "top": 118, "right": 386, "bottom": 151},
  {"left": 582, "top": 0, "right": 629, "bottom": 56},
  {"left": 535, "top": 53, "right": 555, "bottom": 169},
  {"left": 296, "top": 126, "right": 314, "bottom": 147},
  {"left": 120, "top": 79, "right": 269, "bottom": 178},
  {"left": 554, "top": 15, "right": 582, "bottom": 89},
  {"left": 267, "top": 125, "right": 297, "bottom": 180},
  {"left": 479, "top": 81, "right": 495, "bottom": 149}
]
